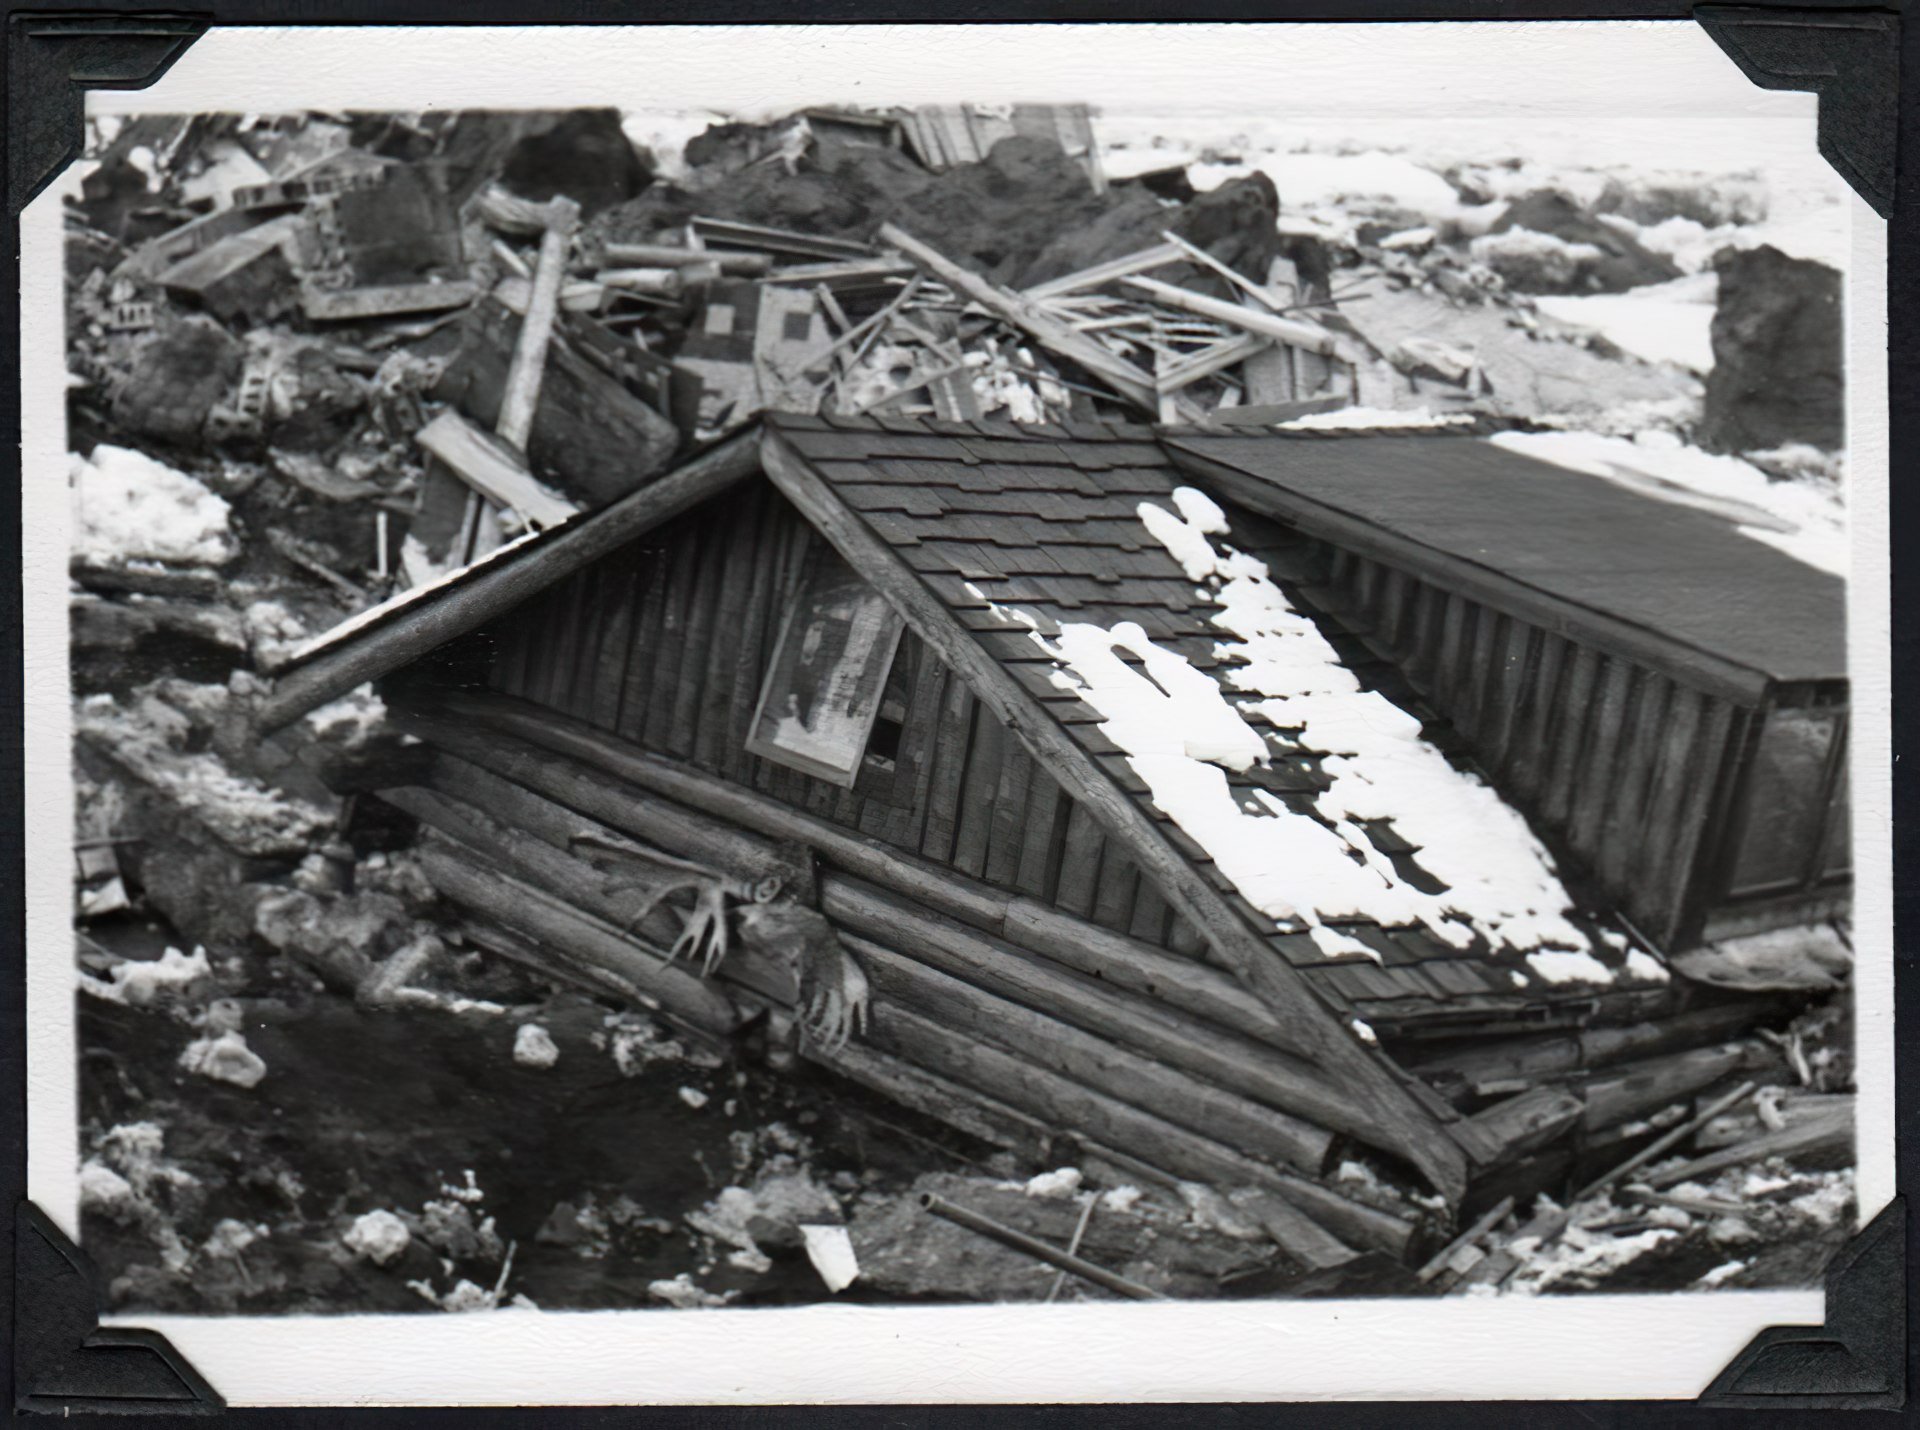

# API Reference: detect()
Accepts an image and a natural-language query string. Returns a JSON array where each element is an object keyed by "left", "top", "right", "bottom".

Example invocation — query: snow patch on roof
[{"left": 984, "top": 490, "right": 1623, "bottom": 974}]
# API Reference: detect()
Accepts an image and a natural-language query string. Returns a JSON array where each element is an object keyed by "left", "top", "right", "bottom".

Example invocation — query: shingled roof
[{"left": 762, "top": 413, "right": 1676, "bottom": 1033}]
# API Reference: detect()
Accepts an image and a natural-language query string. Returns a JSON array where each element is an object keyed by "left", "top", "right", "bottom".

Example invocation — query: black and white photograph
[{"left": 21, "top": 18, "right": 1892, "bottom": 1406}]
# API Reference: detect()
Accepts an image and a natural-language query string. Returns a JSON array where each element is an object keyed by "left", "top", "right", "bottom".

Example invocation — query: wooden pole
[
  {"left": 878, "top": 221, "right": 1162, "bottom": 414},
  {"left": 1121, "top": 274, "right": 1346, "bottom": 357},
  {"left": 918, "top": 1193, "right": 1164, "bottom": 1301},
  {"left": 1571, "top": 1079, "right": 1759, "bottom": 1203},
  {"left": 257, "top": 430, "right": 762, "bottom": 730}
]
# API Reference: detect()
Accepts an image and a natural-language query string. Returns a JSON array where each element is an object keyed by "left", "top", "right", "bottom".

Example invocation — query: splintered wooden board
[{"left": 413, "top": 410, "right": 579, "bottom": 528}]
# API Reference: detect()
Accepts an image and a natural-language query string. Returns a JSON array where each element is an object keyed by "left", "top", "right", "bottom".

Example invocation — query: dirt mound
[
  {"left": 1700, "top": 244, "right": 1843, "bottom": 454},
  {"left": 498, "top": 109, "right": 653, "bottom": 217},
  {"left": 1488, "top": 190, "right": 1681, "bottom": 294},
  {"left": 594, "top": 134, "right": 1123, "bottom": 285}
]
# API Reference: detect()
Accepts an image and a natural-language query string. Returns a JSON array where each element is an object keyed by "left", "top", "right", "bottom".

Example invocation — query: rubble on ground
[{"left": 67, "top": 105, "right": 1856, "bottom": 1311}]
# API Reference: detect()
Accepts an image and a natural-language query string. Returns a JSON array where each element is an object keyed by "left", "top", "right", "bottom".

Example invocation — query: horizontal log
[
  {"left": 406, "top": 689, "right": 1010, "bottom": 931},
  {"left": 1407, "top": 1000, "right": 1789, "bottom": 1096},
  {"left": 804, "top": 1038, "right": 1052, "bottom": 1163},
  {"left": 391, "top": 708, "right": 795, "bottom": 890},
  {"left": 1641, "top": 1103, "right": 1853, "bottom": 1190},
  {"left": 258, "top": 430, "right": 763, "bottom": 730},
  {"left": 1003, "top": 896, "right": 1301, "bottom": 1053},
  {"left": 1452, "top": 1085, "right": 1585, "bottom": 1168},
  {"left": 601, "top": 243, "right": 771, "bottom": 274},
  {"left": 416, "top": 840, "right": 744, "bottom": 1037},
  {"left": 386, "top": 775, "right": 795, "bottom": 1005},
  {"left": 847, "top": 931, "right": 1335, "bottom": 1176},
  {"left": 1231, "top": 1187, "right": 1361, "bottom": 1271},
  {"left": 1579, "top": 1043, "right": 1772, "bottom": 1133},
  {"left": 828, "top": 876, "right": 1358, "bottom": 1143},
  {"left": 867, "top": 1002, "right": 1413, "bottom": 1258}
]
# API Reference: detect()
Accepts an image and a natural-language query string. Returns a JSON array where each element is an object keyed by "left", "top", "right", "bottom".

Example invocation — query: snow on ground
[
  {"left": 72, "top": 446, "right": 235, "bottom": 567},
  {"left": 977, "top": 490, "right": 1622, "bottom": 980},
  {"left": 1187, "top": 150, "right": 1463, "bottom": 215},
  {"left": 1534, "top": 272, "right": 1718, "bottom": 373},
  {"left": 1276, "top": 406, "right": 1475, "bottom": 431},
  {"left": 1489, "top": 429, "right": 1847, "bottom": 577}
]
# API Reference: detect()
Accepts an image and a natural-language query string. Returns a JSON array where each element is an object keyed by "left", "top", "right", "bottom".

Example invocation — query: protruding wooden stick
[{"left": 918, "top": 1192, "right": 1164, "bottom": 1301}]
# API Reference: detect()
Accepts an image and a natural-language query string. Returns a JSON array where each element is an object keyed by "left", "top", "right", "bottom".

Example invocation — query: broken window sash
[{"left": 745, "top": 543, "right": 907, "bottom": 788}]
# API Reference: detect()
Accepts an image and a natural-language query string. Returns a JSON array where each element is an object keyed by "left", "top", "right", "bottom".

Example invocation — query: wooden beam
[
  {"left": 1451, "top": 1085, "right": 1585, "bottom": 1168},
  {"left": 300, "top": 280, "right": 479, "bottom": 322},
  {"left": 415, "top": 839, "right": 744, "bottom": 1037},
  {"left": 402, "top": 689, "right": 1011, "bottom": 933},
  {"left": 1120, "top": 274, "right": 1349, "bottom": 358},
  {"left": 759, "top": 427, "right": 1468, "bottom": 1203},
  {"left": 498, "top": 197, "right": 580, "bottom": 452},
  {"left": 1021, "top": 242, "right": 1185, "bottom": 301},
  {"left": 256, "top": 430, "right": 762, "bottom": 730},
  {"left": 870, "top": 1002, "right": 1414, "bottom": 1257},
  {"left": 844, "top": 929, "right": 1337, "bottom": 1177},
  {"left": 1640, "top": 1100, "right": 1852, "bottom": 1190},
  {"left": 878, "top": 222, "right": 1162, "bottom": 415},
  {"left": 414, "top": 410, "right": 579, "bottom": 528},
  {"left": 826, "top": 876, "right": 1364, "bottom": 1146},
  {"left": 1232, "top": 1187, "right": 1361, "bottom": 1270}
]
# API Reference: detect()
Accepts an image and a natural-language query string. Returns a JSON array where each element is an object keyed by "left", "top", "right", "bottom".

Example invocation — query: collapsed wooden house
[{"left": 259, "top": 412, "right": 1849, "bottom": 1264}]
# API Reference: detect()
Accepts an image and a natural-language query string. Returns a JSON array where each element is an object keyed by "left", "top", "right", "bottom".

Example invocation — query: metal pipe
[{"left": 917, "top": 1192, "right": 1163, "bottom": 1301}]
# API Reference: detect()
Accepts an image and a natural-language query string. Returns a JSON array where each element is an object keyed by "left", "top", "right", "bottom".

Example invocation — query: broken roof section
[{"left": 1164, "top": 431, "right": 1847, "bottom": 699}]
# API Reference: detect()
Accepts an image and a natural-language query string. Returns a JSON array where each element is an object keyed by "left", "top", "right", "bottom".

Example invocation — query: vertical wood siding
[
  {"left": 1317, "top": 545, "right": 1740, "bottom": 947},
  {"left": 475, "top": 484, "right": 1191, "bottom": 947}
]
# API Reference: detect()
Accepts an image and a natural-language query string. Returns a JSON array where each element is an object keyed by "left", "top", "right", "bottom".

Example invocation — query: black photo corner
[{"left": 4, "top": 2, "right": 1911, "bottom": 1418}]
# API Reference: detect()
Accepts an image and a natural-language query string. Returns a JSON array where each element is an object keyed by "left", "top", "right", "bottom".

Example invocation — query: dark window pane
[{"left": 1727, "top": 709, "right": 1839, "bottom": 895}]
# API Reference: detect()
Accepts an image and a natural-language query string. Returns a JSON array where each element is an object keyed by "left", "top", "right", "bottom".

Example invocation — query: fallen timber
[{"left": 918, "top": 1192, "right": 1165, "bottom": 1301}]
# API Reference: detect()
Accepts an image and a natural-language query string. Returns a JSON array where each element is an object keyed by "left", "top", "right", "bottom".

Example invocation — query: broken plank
[
  {"left": 413, "top": 410, "right": 579, "bottom": 528},
  {"left": 1022, "top": 242, "right": 1185, "bottom": 302},
  {"left": 301, "top": 280, "right": 478, "bottom": 322},
  {"left": 1122, "top": 274, "right": 1349, "bottom": 358},
  {"left": 1231, "top": 1187, "right": 1361, "bottom": 1270},
  {"left": 880, "top": 222, "right": 1161, "bottom": 413},
  {"left": 1640, "top": 1101, "right": 1853, "bottom": 1191}
]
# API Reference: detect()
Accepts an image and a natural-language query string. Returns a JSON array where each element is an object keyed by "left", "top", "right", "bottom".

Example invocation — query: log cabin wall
[
  {"left": 466, "top": 479, "right": 1205, "bottom": 953},
  {"left": 1301, "top": 540, "right": 1745, "bottom": 951}
]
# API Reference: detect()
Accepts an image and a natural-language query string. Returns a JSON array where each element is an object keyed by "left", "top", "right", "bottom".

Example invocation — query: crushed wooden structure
[{"left": 260, "top": 412, "right": 1849, "bottom": 1265}]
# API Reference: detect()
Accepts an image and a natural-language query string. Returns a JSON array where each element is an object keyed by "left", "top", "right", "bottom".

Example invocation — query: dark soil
[{"left": 78, "top": 915, "right": 1005, "bottom": 1316}]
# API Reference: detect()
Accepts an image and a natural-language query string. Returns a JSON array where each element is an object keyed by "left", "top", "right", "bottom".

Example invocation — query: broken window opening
[{"left": 744, "top": 541, "right": 907, "bottom": 789}]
